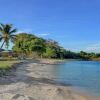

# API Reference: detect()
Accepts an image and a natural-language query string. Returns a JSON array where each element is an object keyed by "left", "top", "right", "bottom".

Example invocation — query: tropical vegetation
[
  {"left": 0, "top": 24, "right": 17, "bottom": 49},
  {"left": 0, "top": 23, "right": 100, "bottom": 60}
]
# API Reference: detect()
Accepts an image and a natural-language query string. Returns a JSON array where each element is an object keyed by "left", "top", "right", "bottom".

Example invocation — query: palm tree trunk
[{"left": 1, "top": 41, "right": 5, "bottom": 49}]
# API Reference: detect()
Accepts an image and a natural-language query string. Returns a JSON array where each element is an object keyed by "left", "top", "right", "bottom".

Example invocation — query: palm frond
[
  {"left": 10, "top": 35, "right": 16, "bottom": 42},
  {"left": 0, "top": 23, "right": 5, "bottom": 32},
  {"left": 0, "top": 27, "right": 3, "bottom": 31},
  {"left": 10, "top": 29, "right": 17, "bottom": 34},
  {"left": 10, "top": 35, "right": 16, "bottom": 37},
  {"left": 0, "top": 37, "right": 3, "bottom": 41},
  {"left": 0, "top": 23, "right": 16, "bottom": 48},
  {"left": 0, "top": 23, "right": 5, "bottom": 28},
  {"left": 10, "top": 37, "right": 16, "bottom": 43},
  {"left": 4, "top": 24, "right": 12, "bottom": 33}
]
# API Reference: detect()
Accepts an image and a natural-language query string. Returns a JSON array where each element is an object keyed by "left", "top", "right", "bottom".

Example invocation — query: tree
[
  {"left": 78, "top": 51, "right": 90, "bottom": 60},
  {"left": 59, "top": 47, "right": 67, "bottom": 59},
  {"left": 30, "top": 38, "right": 46, "bottom": 58},
  {"left": 46, "top": 39, "right": 59, "bottom": 48},
  {"left": 13, "top": 33, "right": 36, "bottom": 56},
  {"left": 0, "top": 24, "right": 17, "bottom": 49},
  {"left": 12, "top": 33, "right": 46, "bottom": 58},
  {"left": 43, "top": 47, "right": 57, "bottom": 58}
]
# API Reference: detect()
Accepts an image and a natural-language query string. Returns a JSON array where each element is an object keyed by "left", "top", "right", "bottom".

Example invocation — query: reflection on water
[{"left": 53, "top": 61, "right": 100, "bottom": 96}]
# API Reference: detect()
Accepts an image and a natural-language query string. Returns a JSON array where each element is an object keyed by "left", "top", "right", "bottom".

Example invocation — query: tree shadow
[{"left": 0, "top": 61, "right": 72, "bottom": 87}]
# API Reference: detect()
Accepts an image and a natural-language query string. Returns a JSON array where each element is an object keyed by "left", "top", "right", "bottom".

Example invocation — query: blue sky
[{"left": 0, "top": 0, "right": 100, "bottom": 52}]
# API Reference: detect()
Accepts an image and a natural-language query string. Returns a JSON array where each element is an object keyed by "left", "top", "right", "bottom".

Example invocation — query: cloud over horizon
[
  {"left": 85, "top": 43, "right": 100, "bottom": 52},
  {"left": 36, "top": 33, "right": 51, "bottom": 36}
]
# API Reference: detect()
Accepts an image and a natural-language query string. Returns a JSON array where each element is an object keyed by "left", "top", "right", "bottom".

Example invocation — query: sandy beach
[{"left": 0, "top": 59, "right": 99, "bottom": 100}]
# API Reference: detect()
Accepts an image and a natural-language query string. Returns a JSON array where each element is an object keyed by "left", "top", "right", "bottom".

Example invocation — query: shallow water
[{"left": 53, "top": 61, "right": 100, "bottom": 96}]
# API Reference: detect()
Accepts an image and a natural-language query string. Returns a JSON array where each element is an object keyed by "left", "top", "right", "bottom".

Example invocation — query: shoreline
[
  {"left": 0, "top": 59, "right": 99, "bottom": 100},
  {"left": 35, "top": 59, "right": 100, "bottom": 100}
]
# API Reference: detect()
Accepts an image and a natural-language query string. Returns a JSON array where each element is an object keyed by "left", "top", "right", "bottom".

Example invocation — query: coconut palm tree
[{"left": 0, "top": 24, "right": 17, "bottom": 49}]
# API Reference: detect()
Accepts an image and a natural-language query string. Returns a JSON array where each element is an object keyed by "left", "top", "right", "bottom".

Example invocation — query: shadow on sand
[{"left": 0, "top": 61, "right": 71, "bottom": 87}]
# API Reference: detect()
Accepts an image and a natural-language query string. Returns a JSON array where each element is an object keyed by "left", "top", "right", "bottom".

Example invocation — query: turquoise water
[{"left": 53, "top": 61, "right": 100, "bottom": 96}]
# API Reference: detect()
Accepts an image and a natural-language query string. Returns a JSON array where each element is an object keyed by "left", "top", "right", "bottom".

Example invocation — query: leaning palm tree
[{"left": 0, "top": 24, "right": 17, "bottom": 49}]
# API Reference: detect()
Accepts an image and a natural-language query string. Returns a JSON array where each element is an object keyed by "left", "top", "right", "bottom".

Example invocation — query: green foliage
[
  {"left": 44, "top": 39, "right": 61, "bottom": 58},
  {"left": 76, "top": 51, "right": 98, "bottom": 60},
  {"left": 13, "top": 33, "right": 46, "bottom": 58},
  {"left": 30, "top": 38, "right": 46, "bottom": 57},
  {"left": 12, "top": 33, "right": 98, "bottom": 60},
  {"left": 0, "top": 61, "right": 18, "bottom": 76},
  {"left": 13, "top": 33, "right": 36, "bottom": 53},
  {"left": 0, "top": 23, "right": 99, "bottom": 61},
  {"left": 43, "top": 47, "right": 57, "bottom": 58},
  {"left": 0, "top": 24, "right": 17, "bottom": 49}
]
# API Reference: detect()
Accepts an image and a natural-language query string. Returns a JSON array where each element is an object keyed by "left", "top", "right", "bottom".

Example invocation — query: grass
[
  {"left": 0, "top": 61, "right": 18, "bottom": 70},
  {"left": 0, "top": 61, "right": 19, "bottom": 76}
]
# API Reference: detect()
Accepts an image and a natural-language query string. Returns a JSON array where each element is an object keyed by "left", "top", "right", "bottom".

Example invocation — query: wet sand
[{"left": 0, "top": 59, "right": 99, "bottom": 100}]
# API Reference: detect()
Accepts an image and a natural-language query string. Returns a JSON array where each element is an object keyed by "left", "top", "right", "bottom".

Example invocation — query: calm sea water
[{"left": 53, "top": 61, "right": 100, "bottom": 96}]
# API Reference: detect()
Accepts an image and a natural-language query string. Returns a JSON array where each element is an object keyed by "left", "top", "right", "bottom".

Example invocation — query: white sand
[{"left": 0, "top": 59, "right": 99, "bottom": 100}]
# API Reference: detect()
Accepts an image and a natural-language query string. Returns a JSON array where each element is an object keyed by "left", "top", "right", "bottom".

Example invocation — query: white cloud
[
  {"left": 85, "top": 42, "right": 100, "bottom": 52},
  {"left": 15, "top": 29, "right": 51, "bottom": 37},
  {"left": 37, "top": 33, "right": 50, "bottom": 36}
]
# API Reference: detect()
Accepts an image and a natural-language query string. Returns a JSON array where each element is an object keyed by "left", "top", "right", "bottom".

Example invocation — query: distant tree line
[
  {"left": 12, "top": 33, "right": 100, "bottom": 60},
  {"left": 0, "top": 23, "right": 100, "bottom": 60}
]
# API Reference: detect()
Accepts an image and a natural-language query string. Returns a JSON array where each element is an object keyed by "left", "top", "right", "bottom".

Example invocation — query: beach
[{"left": 0, "top": 59, "right": 99, "bottom": 100}]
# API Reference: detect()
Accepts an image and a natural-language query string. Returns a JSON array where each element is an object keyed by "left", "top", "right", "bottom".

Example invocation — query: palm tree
[{"left": 0, "top": 24, "right": 17, "bottom": 49}]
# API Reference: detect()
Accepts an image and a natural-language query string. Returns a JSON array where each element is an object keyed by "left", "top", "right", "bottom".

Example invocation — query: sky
[{"left": 0, "top": 0, "right": 100, "bottom": 52}]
